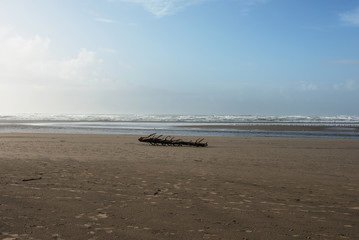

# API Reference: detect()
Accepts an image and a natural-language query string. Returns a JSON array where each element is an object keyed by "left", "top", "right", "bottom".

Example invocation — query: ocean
[{"left": 1, "top": 113, "right": 359, "bottom": 139}]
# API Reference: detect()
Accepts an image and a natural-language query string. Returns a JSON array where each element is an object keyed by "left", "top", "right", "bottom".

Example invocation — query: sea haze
[{"left": 0, "top": 114, "right": 358, "bottom": 139}]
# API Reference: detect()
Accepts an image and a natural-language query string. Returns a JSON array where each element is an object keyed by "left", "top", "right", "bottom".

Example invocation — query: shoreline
[
  {"left": 1, "top": 133, "right": 359, "bottom": 239},
  {"left": 183, "top": 124, "right": 359, "bottom": 132},
  {"left": 1, "top": 121, "right": 359, "bottom": 139}
]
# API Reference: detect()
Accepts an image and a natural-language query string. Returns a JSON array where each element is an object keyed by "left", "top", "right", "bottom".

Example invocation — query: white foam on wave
[
  {"left": 1, "top": 113, "right": 359, "bottom": 123},
  {"left": 0, "top": 113, "right": 358, "bottom": 139}
]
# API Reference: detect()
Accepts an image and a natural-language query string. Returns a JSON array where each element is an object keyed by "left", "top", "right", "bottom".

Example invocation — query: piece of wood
[{"left": 138, "top": 134, "right": 208, "bottom": 147}]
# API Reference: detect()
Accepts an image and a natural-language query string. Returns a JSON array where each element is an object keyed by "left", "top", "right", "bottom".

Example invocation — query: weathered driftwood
[{"left": 138, "top": 133, "right": 208, "bottom": 147}]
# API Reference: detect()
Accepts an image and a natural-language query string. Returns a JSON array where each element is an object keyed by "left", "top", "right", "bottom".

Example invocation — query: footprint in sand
[
  {"left": 83, "top": 223, "right": 92, "bottom": 228},
  {"left": 75, "top": 213, "right": 85, "bottom": 219},
  {"left": 349, "top": 206, "right": 359, "bottom": 210},
  {"left": 127, "top": 225, "right": 140, "bottom": 229},
  {"left": 89, "top": 216, "right": 98, "bottom": 221},
  {"left": 97, "top": 213, "right": 108, "bottom": 219},
  {"left": 52, "top": 233, "right": 64, "bottom": 239},
  {"left": 87, "top": 213, "right": 109, "bottom": 221},
  {"left": 94, "top": 227, "right": 114, "bottom": 233},
  {"left": 2, "top": 233, "right": 29, "bottom": 240}
]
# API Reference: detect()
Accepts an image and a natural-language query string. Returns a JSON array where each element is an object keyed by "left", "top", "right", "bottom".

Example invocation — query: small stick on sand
[{"left": 22, "top": 177, "right": 42, "bottom": 182}]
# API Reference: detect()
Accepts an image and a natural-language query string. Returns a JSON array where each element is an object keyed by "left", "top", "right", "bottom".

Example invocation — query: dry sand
[{"left": 0, "top": 133, "right": 358, "bottom": 240}]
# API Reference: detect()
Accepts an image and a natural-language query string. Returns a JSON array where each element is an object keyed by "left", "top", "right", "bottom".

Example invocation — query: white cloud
[
  {"left": 333, "top": 79, "right": 358, "bottom": 91},
  {"left": 300, "top": 82, "right": 317, "bottom": 91},
  {"left": 121, "top": 0, "right": 270, "bottom": 17},
  {"left": 234, "top": 0, "right": 271, "bottom": 16},
  {"left": 0, "top": 34, "right": 105, "bottom": 86},
  {"left": 340, "top": 7, "right": 359, "bottom": 26},
  {"left": 121, "top": 0, "right": 209, "bottom": 17},
  {"left": 243, "top": 0, "right": 271, "bottom": 5},
  {"left": 87, "top": 10, "right": 115, "bottom": 23},
  {"left": 0, "top": 34, "right": 124, "bottom": 113},
  {"left": 298, "top": 79, "right": 359, "bottom": 92},
  {"left": 0, "top": 26, "right": 12, "bottom": 39}
]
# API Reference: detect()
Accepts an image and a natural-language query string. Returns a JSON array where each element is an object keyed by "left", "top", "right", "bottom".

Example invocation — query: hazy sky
[{"left": 0, "top": 0, "right": 358, "bottom": 115}]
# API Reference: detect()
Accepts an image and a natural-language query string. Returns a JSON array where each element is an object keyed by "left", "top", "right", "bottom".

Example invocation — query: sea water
[{"left": 0, "top": 113, "right": 358, "bottom": 139}]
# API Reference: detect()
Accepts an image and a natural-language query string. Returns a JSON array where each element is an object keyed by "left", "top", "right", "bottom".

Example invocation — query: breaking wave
[{"left": 1, "top": 113, "right": 358, "bottom": 123}]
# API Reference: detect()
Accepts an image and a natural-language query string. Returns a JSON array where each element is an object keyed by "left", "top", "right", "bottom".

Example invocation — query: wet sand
[
  {"left": 0, "top": 133, "right": 358, "bottom": 239},
  {"left": 183, "top": 124, "right": 359, "bottom": 133}
]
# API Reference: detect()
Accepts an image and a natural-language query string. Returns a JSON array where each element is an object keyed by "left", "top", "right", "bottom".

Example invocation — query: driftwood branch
[{"left": 138, "top": 133, "right": 208, "bottom": 147}]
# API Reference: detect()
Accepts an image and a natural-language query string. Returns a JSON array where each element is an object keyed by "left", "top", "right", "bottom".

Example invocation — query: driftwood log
[{"left": 138, "top": 133, "right": 208, "bottom": 147}]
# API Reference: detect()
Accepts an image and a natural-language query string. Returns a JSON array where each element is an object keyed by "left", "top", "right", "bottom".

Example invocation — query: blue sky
[{"left": 0, "top": 0, "right": 358, "bottom": 115}]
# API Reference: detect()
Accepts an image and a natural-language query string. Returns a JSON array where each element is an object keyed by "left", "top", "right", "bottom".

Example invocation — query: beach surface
[
  {"left": 0, "top": 133, "right": 358, "bottom": 239},
  {"left": 187, "top": 124, "right": 359, "bottom": 133}
]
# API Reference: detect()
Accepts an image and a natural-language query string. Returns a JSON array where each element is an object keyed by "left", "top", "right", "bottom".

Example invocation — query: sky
[{"left": 0, "top": 0, "right": 358, "bottom": 116}]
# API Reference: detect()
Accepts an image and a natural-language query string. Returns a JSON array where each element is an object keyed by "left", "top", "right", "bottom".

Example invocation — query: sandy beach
[
  {"left": 0, "top": 133, "right": 358, "bottom": 240},
  {"left": 187, "top": 125, "right": 359, "bottom": 133}
]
